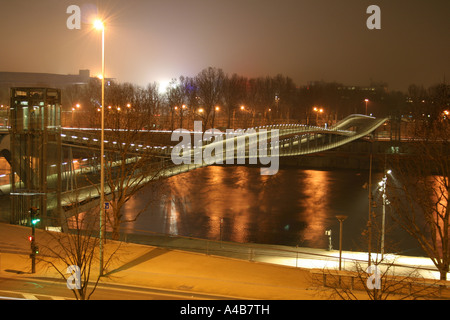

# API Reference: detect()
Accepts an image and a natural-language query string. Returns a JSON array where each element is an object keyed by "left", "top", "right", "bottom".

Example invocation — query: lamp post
[
  {"left": 365, "top": 99, "right": 369, "bottom": 115},
  {"left": 312, "top": 106, "right": 324, "bottom": 126},
  {"left": 94, "top": 19, "right": 105, "bottom": 276},
  {"left": 379, "top": 170, "right": 391, "bottom": 259},
  {"left": 325, "top": 229, "right": 332, "bottom": 251},
  {"left": 368, "top": 145, "right": 373, "bottom": 267},
  {"left": 336, "top": 215, "right": 347, "bottom": 270}
]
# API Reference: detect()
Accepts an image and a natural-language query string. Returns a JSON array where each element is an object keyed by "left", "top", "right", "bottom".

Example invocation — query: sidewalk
[{"left": 0, "top": 222, "right": 443, "bottom": 300}]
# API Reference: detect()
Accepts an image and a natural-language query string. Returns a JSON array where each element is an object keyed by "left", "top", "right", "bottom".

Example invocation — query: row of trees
[{"left": 64, "top": 67, "right": 450, "bottom": 131}]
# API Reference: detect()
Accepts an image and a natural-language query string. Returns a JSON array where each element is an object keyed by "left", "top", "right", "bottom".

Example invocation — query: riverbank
[
  {"left": 0, "top": 222, "right": 446, "bottom": 301},
  {"left": 0, "top": 222, "right": 328, "bottom": 300}
]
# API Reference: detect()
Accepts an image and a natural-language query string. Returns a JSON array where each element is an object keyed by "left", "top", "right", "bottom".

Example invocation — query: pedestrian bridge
[
  {"left": 157, "top": 114, "right": 388, "bottom": 177},
  {"left": 0, "top": 114, "right": 387, "bottom": 212}
]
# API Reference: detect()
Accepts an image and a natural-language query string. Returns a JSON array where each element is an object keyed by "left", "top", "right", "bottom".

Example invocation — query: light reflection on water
[
  {"left": 298, "top": 170, "right": 330, "bottom": 248},
  {"left": 121, "top": 166, "right": 421, "bottom": 254}
]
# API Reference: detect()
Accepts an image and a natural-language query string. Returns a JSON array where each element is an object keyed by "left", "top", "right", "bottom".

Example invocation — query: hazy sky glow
[{"left": 0, "top": 0, "right": 449, "bottom": 92}]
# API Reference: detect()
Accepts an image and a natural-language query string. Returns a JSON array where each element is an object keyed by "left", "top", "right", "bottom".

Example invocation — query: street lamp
[
  {"left": 313, "top": 106, "right": 324, "bottom": 125},
  {"left": 325, "top": 229, "right": 332, "bottom": 251},
  {"left": 365, "top": 99, "right": 369, "bottom": 115},
  {"left": 378, "top": 170, "right": 392, "bottom": 258},
  {"left": 336, "top": 215, "right": 348, "bottom": 270},
  {"left": 94, "top": 18, "right": 105, "bottom": 276}
]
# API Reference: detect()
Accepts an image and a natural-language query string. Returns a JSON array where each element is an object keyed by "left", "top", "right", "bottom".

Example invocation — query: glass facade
[{"left": 9, "top": 88, "right": 62, "bottom": 227}]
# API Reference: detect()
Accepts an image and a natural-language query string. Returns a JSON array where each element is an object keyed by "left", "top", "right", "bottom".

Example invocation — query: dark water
[{"left": 120, "top": 166, "right": 423, "bottom": 256}]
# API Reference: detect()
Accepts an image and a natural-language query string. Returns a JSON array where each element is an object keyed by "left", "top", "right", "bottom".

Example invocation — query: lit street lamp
[
  {"left": 378, "top": 169, "right": 392, "bottom": 258},
  {"left": 313, "top": 106, "right": 324, "bottom": 125},
  {"left": 365, "top": 99, "right": 369, "bottom": 115},
  {"left": 325, "top": 229, "right": 332, "bottom": 251},
  {"left": 94, "top": 18, "right": 105, "bottom": 276}
]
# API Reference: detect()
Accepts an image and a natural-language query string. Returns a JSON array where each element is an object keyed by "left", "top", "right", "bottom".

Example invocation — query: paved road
[{"left": 0, "top": 276, "right": 237, "bottom": 300}]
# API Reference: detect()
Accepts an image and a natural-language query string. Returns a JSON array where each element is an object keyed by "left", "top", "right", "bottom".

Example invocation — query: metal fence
[{"left": 116, "top": 228, "right": 358, "bottom": 269}]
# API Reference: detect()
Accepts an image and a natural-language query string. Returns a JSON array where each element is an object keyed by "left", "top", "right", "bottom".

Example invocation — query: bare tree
[
  {"left": 37, "top": 200, "right": 119, "bottom": 300},
  {"left": 222, "top": 73, "right": 248, "bottom": 128},
  {"left": 166, "top": 77, "right": 189, "bottom": 130},
  {"left": 272, "top": 74, "right": 296, "bottom": 121},
  {"left": 195, "top": 67, "right": 225, "bottom": 130},
  {"left": 389, "top": 118, "right": 450, "bottom": 280},
  {"left": 100, "top": 83, "right": 167, "bottom": 240},
  {"left": 311, "top": 214, "right": 445, "bottom": 300},
  {"left": 312, "top": 256, "right": 442, "bottom": 300},
  {"left": 67, "top": 81, "right": 168, "bottom": 241}
]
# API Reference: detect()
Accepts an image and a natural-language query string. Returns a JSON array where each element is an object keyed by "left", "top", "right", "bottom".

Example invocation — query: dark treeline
[{"left": 63, "top": 66, "right": 450, "bottom": 130}]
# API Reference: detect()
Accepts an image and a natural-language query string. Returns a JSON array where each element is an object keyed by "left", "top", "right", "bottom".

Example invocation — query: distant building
[
  {"left": 0, "top": 69, "right": 90, "bottom": 88},
  {"left": 0, "top": 70, "right": 92, "bottom": 107}
]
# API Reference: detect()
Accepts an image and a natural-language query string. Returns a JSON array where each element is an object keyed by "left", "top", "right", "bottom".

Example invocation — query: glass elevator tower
[{"left": 9, "top": 88, "right": 62, "bottom": 227}]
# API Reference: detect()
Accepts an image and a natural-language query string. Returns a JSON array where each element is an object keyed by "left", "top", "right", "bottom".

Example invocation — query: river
[{"left": 119, "top": 165, "right": 423, "bottom": 256}]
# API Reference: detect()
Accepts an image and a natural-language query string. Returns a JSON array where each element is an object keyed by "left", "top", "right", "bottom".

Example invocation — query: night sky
[{"left": 0, "top": 0, "right": 449, "bottom": 92}]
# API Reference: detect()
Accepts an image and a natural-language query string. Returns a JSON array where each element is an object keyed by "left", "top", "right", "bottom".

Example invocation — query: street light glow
[{"left": 94, "top": 19, "right": 104, "bottom": 30}]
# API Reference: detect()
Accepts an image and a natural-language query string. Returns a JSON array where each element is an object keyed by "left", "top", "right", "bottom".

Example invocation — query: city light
[{"left": 93, "top": 19, "right": 104, "bottom": 30}]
